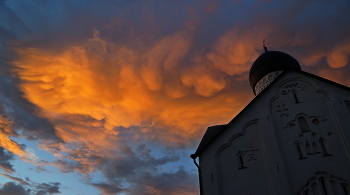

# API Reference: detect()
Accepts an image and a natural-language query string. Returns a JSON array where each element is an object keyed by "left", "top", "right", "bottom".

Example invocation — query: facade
[{"left": 191, "top": 50, "right": 350, "bottom": 195}]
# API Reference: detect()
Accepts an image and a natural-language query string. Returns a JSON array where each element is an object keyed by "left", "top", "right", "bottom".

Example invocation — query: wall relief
[
  {"left": 243, "top": 142, "right": 259, "bottom": 161},
  {"left": 298, "top": 171, "right": 350, "bottom": 195},
  {"left": 269, "top": 77, "right": 332, "bottom": 112}
]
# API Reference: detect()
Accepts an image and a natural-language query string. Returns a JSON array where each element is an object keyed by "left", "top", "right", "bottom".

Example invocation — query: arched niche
[
  {"left": 215, "top": 120, "right": 269, "bottom": 195},
  {"left": 269, "top": 77, "right": 332, "bottom": 115},
  {"left": 294, "top": 140, "right": 307, "bottom": 159},
  {"left": 298, "top": 171, "right": 350, "bottom": 195}
]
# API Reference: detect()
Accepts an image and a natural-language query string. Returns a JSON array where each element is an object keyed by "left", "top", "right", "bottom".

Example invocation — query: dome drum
[{"left": 249, "top": 51, "right": 301, "bottom": 95}]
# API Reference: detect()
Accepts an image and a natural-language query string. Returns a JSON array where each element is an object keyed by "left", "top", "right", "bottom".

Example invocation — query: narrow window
[
  {"left": 298, "top": 117, "right": 310, "bottom": 133},
  {"left": 237, "top": 151, "right": 246, "bottom": 169},
  {"left": 296, "top": 144, "right": 306, "bottom": 159},
  {"left": 330, "top": 181, "right": 339, "bottom": 195},
  {"left": 239, "top": 155, "right": 245, "bottom": 168},
  {"left": 320, "top": 178, "right": 328, "bottom": 195},
  {"left": 305, "top": 142, "right": 313, "bottom": 154},
  {"left": 312, "top": 142, "right": 320, "bottom": 154},
  {"left": 345, "top": 101, "right": 350, "bottom": 114},
  {"left": 311, "top": 183, "right": 318, "bottom": 194},
  {"left": 297, "top": 145, "right": 303, "bottom": 159},
  {"left": 294, "top": 91, "right": 302, "bottom": 103},
  {"left": 320, "top": 138, "right": 331, "bottom": 156},
  {"left": 342, "top": 184, "right": 349, "bottom": 195}
]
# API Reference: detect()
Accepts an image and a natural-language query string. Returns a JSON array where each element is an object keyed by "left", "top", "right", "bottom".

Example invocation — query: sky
[{"left": 0, "top": 0, "right": 350, "bottom": 194}]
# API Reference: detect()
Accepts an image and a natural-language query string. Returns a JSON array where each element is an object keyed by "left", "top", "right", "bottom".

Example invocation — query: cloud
[
  {"left": 126, "top": 166, "right": 198, "bottom": 195},
  {"left": 207, "top": 28, "right": 262, "bottom": 76},
  {"left": 0, "top": 182, "right": 30, "bottom": 195},
  {"left": 0, "top": 174, "right": 61, "bottom": 195},
  {"left": 90, "top": 183, "right": 125, "bottom": 195},
  {"left": 326, "top": 41, "right": 350, "bottom": 68},
  {"left": 0, "top": 114, "right": 26, "bottom": 158},
  {"left": 34, "top": 182, "right": 61, "bottom": 195},
  {"left": 90, "top": 144, "right": 196, "bottom": 195},
  {"left": 0, "top": 147, "right": 15, "bottom": 173},
  {"left": 0, "top": 0, "right": 350, "bottom": 194},
  {"left": 0, "top": 173, "right": 30, "bottom": 185}
]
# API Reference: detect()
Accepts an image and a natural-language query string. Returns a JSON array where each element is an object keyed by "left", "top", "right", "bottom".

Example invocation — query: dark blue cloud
[
  {"left": 0, "top": 147, "right": 15, "bottom": 172},
  {"left": 0, "top": 0, "right": 350, "bottom": 194},
  {"left": 0, "top": 182, "right": 30, "bottom": 195}
]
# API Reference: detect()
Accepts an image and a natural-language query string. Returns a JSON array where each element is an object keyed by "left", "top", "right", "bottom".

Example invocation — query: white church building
[{"left": 191, "top": 49, "right": 350, "bottom": 195}]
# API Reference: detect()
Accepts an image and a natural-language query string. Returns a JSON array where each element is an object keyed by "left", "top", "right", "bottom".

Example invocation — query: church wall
[
  {"left": 269, "top": 71, "right": 350, "bottom": 194},
  {"left": 198, "top": 70, "right": 350, "bottom": 195},
  {"left": 199, "top": 85, "right": 291, "bottom": 195},
  {"left": 216, "top": 121, "right": 270, "bottom": 195}
]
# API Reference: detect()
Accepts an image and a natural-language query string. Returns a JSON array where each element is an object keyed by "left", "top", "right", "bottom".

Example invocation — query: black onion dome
[{"left": 249, "top": 50, "right": 301, "bottom": 93}]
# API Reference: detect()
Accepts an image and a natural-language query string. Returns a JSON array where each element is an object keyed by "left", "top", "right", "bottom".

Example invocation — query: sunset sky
[{"left": 1, "top": 0, "right": 350, "bottom": 194}]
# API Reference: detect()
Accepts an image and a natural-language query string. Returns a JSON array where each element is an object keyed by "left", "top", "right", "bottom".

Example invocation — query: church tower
[{"left": 191, "top": 49, "right": 350, "bottom": 195}]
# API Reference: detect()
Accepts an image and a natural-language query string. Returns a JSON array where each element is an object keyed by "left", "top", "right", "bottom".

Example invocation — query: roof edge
[{"left": 192, "top": 70, "right": 350, "bottom": 158}]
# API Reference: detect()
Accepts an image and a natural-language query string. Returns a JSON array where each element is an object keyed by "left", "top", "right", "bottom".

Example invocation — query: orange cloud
[
  {"left": 5, "top": 21, "right": 349, "bottom": 195},
  {"left": 1, "top": 1, "right": 350, "bottom": 194},
  {"left": 8, "top": 30, "right": 255, "bottom": 169},
  {"left": 327, "top": 41, "right": 350, "bottom": 68},
  {"left": 207, "top": 30, "right": 259, "bottom": 76},
  {"left": 0, "top": 115, "right": 28, "bottom": 160}
]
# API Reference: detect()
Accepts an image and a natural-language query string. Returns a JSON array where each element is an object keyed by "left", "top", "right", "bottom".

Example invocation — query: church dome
[{"left": 249, "top": 50, "right": 301, "bottom": 95}]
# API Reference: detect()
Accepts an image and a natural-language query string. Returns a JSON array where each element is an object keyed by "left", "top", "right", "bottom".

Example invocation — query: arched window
[
  {"left": 298, "top": 117, "right": 310, "bottom": 133},
  {"left": 320, "top": 138, "right": 331, "bottom": 156},
  {"left": 298, "top": 172, "right": 350, "bottom": 195},
  {"left": 236, "top": 151, "right": 246, "bottom": 169}
]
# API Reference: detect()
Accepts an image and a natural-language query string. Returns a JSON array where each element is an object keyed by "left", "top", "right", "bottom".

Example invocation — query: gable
[{"left": 192, "top": 70, "right": 350, "bottom": 158}]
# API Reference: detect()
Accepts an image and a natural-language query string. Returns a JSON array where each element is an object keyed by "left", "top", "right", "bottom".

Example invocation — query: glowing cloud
[{"left": 0, "top": 0, "right": 350, "bottom": 194}]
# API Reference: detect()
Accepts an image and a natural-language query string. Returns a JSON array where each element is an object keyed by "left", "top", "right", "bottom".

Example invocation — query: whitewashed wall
[{"left": 198, "top": 71, "right": 350, "bottom": 195}]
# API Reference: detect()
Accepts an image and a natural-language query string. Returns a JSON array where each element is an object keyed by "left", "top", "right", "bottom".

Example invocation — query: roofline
[{"left": 192, "top": 70, "right": 350, "bottom": 158}]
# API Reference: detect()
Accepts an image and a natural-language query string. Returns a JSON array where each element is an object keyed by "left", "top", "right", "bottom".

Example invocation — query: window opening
[
  {"left": 311, "top": 183, "right": 318, "bottom": 194},
  {"left": 320, "top": 179, "right": 328, "bottom": 195},
  {"left": 298, "top": 117, "right": 310, "bottom": 133},
  {"left": 312, "top": 142, "right": 320, "bottom": 154},
  {"left": 320, "top": 138, "right": 331, "bottom": 156},
  {"left": 293, "top": 90, "right": 302, "bottom": 103},
  {"left": 342, "top": 184, "right": 349, "bottom": 195},
  {"left": 239, "top": 155, "right": 244, "bottom": 167},
  {"left": 239, "top": 155, "right": 245, "bottom": 168},
  {"left": 305, "top": 142, "right": 312, "bottom": 154},
  {"left": 237, "top": 151, "right": 246, "bottom": 169},
  {"left": 297, "top": 144, "right": 306, "bottom": 159},
  {"left": 345, "top": 101, "right": 350, "bottom": 114}
]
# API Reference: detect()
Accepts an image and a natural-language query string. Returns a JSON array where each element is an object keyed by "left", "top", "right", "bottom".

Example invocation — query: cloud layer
[{"left": 0, "top": 0, "right": 350, "bottom": 194}]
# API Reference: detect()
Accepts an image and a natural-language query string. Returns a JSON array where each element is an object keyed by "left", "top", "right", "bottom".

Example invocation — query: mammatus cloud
[
  {"left": 326, "top": 41, "right": 350, "bottom": 68},
  {"left": 1, "top": 0, "right": 350, "bottom": 194}
]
